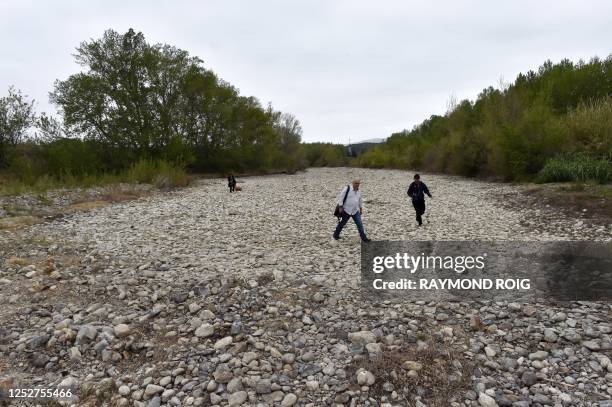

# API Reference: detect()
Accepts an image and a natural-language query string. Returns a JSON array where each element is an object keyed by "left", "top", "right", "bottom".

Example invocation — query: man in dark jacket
[{"left": 407, "top": 174, "right": 432, "bottom": 226}]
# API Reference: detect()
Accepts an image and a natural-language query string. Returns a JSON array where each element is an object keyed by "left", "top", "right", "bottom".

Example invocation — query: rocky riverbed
[{"left": 0, "top": 168, "right": 611, "bottom": 407}]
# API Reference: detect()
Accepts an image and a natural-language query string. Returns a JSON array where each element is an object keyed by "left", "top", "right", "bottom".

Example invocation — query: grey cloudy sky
[{"left": 1, "top": 0, "right": 611, "bottom": 143}]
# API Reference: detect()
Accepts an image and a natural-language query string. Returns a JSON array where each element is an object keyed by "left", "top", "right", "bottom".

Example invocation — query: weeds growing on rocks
[{"left": 348, "top": 335, "right": 473, "bottom": 406}]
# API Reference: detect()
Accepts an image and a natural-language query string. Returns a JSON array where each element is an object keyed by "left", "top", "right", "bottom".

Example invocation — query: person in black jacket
[
  {"left": 407, "top": 174, "right": 432, "bottom": 226},
  {"left": 228, "top": 174, "right": 237, "bottom": 192}
]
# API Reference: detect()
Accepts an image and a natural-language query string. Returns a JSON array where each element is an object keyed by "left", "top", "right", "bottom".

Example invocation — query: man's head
[
  {"left": 414, "top": 174, "right": 421, "bottom": 183},
  {"left": 352, "top": 179, "right": 361, "bottom": 191}
]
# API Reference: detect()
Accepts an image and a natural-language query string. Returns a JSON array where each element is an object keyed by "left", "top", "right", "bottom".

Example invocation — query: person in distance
[{"left": 407, "top": 173, "right": 432, "bottom": 226}]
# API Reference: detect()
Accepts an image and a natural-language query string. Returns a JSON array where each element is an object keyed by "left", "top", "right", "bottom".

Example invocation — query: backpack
[{"left": 333, "top": 185, "right": 350, "bottom": 218}]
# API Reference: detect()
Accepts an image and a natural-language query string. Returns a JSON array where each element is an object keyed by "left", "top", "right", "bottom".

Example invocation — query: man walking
[
  {"left": 407, "top": 174, "right": 432, "bottom": 226},
  {"left": 333, "top": 179, "right": 371, "bottom": 242}
]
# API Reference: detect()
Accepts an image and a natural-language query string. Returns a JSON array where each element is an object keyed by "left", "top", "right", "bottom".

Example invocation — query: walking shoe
[
  {"left": 333, "top": 235, "right": 341, "bottom": 240},
  {"left": 362, "top": 238, "right": 372, "bottom": 243}
]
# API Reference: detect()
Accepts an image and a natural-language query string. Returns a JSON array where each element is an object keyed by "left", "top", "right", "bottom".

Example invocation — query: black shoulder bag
[{"left": 333, "top": 185, "right": 350, "bottom": 218}]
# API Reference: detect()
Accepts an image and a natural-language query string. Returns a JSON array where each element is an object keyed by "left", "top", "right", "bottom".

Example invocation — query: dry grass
[
  {"left": 77, "top": 378, "right": 117, "bottom": 406},
  {"left": 67, "top": 187, "right": 149, "bottom": 212},
  {"left": 0, "top": 215, "right": 42, "bottom": 230},
  {"left": 1, "top": 203, "right": 33, "bottom": 217},
  {"left": 347, "top": 336, "right": 472, "bottom": 406},
  {"left": 6, "top": 257, "right": 32, "bottom": 266},
  {"left": 68, "top": 200, "right": 110, "bottom": 211},
  {"left": 523, "top": 182, "right": 611, "bottom": 222},
  {"left": 99, "top": 187, "right": 150, "bottom": 202}
]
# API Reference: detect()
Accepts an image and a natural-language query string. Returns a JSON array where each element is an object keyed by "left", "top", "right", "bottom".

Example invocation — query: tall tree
[
  {"left": 0, "top": 86, "right": 36, "bottom": 167},
  {"left": 51, "top": 29, "right": 199, "bottom": 159},
  {"left": 50, "top": 28, "right": 306, "bottom": 173}
]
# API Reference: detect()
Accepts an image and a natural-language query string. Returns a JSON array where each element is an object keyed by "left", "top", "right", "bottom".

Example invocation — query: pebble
[
  {"left": 213, "top": 365, "right": 233, "bottom": 383},
  {"left": 356, "top": 369, "right": 375, "bottom": 385},
  {"left": 255, "top": 379, "right": 272, "bottom": 394},
  {"left": 521, "top": 371, "right": 537, "bottom": 386},
  {"left": 68, "top": 346, "right": 81, "bottom": 361},
  {"left": 348, "top": 331, "right": 377, "bottom": 345},
  {"left": 402, "top": 361, "right": 422, "bottom": 371},
  {"left": 144, "top": 384, "right": 164, "bottom": 397},
  {"left": 228, "top": 391, "right": 248, "bottom": 406},
  {"left": 281, "top": 393, "right": 298, "bottom": 406},
  {"left": 213, "top": 336, "right": 233, "bottom": 349},
  {"left": 113, "top": 324, "right": 131, "bottom": 338},
  {"left": 194, "top": 324, "right": 214, "bottom": 338},
  {"left": 478, "top": 392, "right": 498, "bottom": 407},
  {"left": 543, "top": 328, "right": 558, "bottom": 342},
  {"left": 528, "top": 351, "right": 549, "bottom": 361}
]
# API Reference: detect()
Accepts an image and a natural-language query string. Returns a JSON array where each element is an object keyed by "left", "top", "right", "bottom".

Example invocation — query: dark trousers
[
  {"left": 229, "top": 185, "right": 235, "bottom": 192},
  {"left": 334, "top": 211, "right": 368, "bottom": 241},
  {"left": 412, "top": 200, "right": 426, "bottom": 225}
]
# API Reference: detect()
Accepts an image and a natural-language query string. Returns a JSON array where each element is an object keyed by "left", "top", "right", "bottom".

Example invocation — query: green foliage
[
  {"left": 44, "top": 138, "right": 105, "bottom": 176},
  {"left": 358, "top": 56, "right": 612, "bottom": 182},
  {"left": 0, "top": 87, "right": 36, "bottom": 168},
  {"left": 301, "top": 143, "right": 348, "bottom": 167},
  {"left": 49, "top": 28, "right": 304, "bottom": 173},
  {"left": 565, "top": 97, "right": 612, "bottom": 156},
  {"left": 126, "top": 159, "right": 191, "bottom": 188},
  {"left": 1, "top": 28, "right": 305, "bottom": 188},
  {"left": 355, "top": 146, "right": 393, "bottom": 168},
  {"left": 538, "top": 154, "right": 611, "bottom": 184}
]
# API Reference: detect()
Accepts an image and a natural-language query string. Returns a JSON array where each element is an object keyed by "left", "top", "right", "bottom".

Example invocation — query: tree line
[
  {"left": 1, "top": 29, "right": 343, "bottom": 188},
  {"left": 4, "top": 32, "right": 607, "bottom": 190},
  {"left": 357, "top": 57, "right": 611, "bottom": 183}
]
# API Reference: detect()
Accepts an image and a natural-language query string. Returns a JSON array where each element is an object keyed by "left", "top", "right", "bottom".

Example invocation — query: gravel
[{"left": 0, "top": 168, "right": 610, "bottom": 406}]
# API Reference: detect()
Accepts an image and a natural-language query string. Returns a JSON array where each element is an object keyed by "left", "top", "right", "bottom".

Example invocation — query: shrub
[
  {"left": 152, "top": 162, "right": 191, "bottom": 189},
  {"left": 126, "top": 159, "right": 159, "bottom": 184},
  {"left": 538, "top": 154, "right": 611, "bottom": 183},
  {"left": 565, "top": 97, "right": 612, "bottom": 156},
  {"left": 301, "top": 143, "right": 348, "bottom": 167},
  {"left": 126, "top": 159, "right": 191, "bottom": 188}
]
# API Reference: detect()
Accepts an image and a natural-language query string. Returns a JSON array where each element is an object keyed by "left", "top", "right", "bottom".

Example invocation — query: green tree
[
  {"left": 51, "top": 29, "right": 200, "bottom": 163},
  {"left": 49, "top": 28, "right": 305, "bottom": 174},
  {"left": 0, "top": 87, "right": 36, "bottom": 167}
]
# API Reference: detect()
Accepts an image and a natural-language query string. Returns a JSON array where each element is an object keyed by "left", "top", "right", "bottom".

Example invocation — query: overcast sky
[{"left": 1, "top": 0, "right": 610, "bottom": 143}]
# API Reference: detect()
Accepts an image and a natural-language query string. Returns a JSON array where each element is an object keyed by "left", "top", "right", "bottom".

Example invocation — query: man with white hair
[{"left": 333, "top": 179, "right": 371, "bottom": 242}]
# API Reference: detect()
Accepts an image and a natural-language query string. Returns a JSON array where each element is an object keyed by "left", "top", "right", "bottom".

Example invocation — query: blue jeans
[{"left": 334, "top": 211, "right": 368, "bottom": 241}]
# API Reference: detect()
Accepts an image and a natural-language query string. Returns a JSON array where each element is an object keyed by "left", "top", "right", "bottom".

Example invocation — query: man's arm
[
  {"left": 359, "top": 193, "right": 363, "bottom": 214},
  {"left": 423, "top": 183, "right": 432, "bottom": 198},
  {"left": 407, "top": 182, "right": 414, "bottom": 197}
]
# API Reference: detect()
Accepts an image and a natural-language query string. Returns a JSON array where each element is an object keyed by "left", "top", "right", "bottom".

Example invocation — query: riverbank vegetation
[
  {"left": 0, "top": 29, "right": 306, "bottom": 194},
  {"left": 357, "top": 57, "right": 611, "bottom": 184},
  {"left": 2, "top": 34, "right": 610, "bottom": 196}
]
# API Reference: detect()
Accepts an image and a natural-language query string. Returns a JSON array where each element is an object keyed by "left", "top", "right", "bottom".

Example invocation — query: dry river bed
[{"left": 0, "top": 167, "right": 611, "bottom": 407}]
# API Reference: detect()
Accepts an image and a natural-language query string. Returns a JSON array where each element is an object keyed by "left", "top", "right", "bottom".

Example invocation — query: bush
[
  {"left": 42, "top": 138, "right": 104, "bottom": 177},
  {"left": 301, "top": 143, "right": 348, "bottom": 167},
  {"left": 565, "top": 97, "right": 612, "bottom": 156},
  {"left": 152, "top": 163, "right": 191, "bottom": 189},
  {"left": 126, "top": 159, "right": 191, "bottom": 188},
  {"left": 538, "top": 154, "right": 611, "bottom": 183}
]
